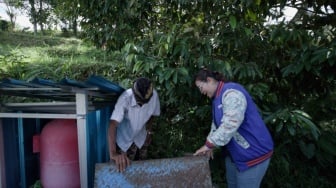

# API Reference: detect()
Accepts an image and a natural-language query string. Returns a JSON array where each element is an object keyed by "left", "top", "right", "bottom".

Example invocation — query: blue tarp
[{"left": 0, "top": 75, "right": 125, "bottom": 102}]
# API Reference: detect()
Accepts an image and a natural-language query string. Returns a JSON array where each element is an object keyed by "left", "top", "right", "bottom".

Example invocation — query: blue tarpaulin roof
[{"left": 0, "top": 75, "right": 125, "bottom": 113}]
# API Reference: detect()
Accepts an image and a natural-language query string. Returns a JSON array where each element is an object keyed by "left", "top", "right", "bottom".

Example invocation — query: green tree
[
  {"left": 3, "top": 0, "right": 18, "bottom": 30},
  {"left": 49, "top": 0, "right": 80, "bottom": 35}
]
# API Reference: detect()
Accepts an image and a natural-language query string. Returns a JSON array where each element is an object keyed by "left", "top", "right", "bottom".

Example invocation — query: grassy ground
[
  {"left": 0, "top": 31, "right": 69, "bottom": 48},
  {"left": 0, "top": 31, "right": 123, "bottom": 82},
  {"left": 0, "top": 31, "right": 93, "bottom": 64}
]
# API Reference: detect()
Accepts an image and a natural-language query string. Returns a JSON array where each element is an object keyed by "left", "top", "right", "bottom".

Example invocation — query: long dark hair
[{"left": 194, "top": 68, "right": 226, "bottom": 82}]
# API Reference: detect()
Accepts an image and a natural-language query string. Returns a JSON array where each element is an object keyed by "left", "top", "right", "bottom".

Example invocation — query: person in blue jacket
[{"left": 193, "top": 68, "right": 274, "bottom": 188}]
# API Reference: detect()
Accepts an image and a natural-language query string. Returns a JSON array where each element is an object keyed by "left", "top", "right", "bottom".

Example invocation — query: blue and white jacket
[{"left": 206, "top": 81, "right": 273, "bottom": 171}]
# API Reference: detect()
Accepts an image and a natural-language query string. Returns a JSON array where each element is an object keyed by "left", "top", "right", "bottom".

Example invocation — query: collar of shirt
[{"left": 131, "top": 92, "right": 139, "bottom": 107}]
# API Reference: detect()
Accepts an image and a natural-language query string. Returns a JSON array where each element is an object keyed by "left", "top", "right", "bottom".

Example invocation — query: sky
[
  {"left": 266, "top": 6, "right": 297, "bottom": 25},
  {"left": 0, "top": 2, "right": 33, "bottom": 29}
]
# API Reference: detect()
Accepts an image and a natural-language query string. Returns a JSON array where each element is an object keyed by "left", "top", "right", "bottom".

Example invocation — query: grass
[
  {"left": 0, "top": 31, "right": 93, "bottom": 62},
  {"left": 0, "top": 31, "right": 124, "bottom": 82}
]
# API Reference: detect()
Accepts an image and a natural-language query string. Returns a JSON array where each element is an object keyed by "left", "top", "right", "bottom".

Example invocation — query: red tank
[{"left": 40, "top": 119, "right": 80, "bottom": 188}]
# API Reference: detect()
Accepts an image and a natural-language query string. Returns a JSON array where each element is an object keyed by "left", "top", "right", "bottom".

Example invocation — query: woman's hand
[
  {"left": 193, "top": 145, "right": 214, "bottom": 159},
  {"left": 110, "top": 153, "right": 131, "bottom": 172}
]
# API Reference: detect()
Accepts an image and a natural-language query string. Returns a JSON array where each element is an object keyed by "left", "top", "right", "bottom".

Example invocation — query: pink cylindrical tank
[{"left": 40, "top": 119, "right": 80, "bottom": 188}]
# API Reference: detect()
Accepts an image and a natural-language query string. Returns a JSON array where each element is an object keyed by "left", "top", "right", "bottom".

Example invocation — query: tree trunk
[
  {"left": 29, "top": 0, "right": 38, "bottom": 35},
  {"left": 39, "top": 0, "right": 44, "bottom": 33},
  {"left": 72, "top": 18, "right": 77, "bottom": 36}
]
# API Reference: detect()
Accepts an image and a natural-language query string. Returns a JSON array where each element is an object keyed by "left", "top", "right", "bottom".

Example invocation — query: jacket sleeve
[
  {"left": 207, "top": 122, "right": 216, "bottom": 137},
  {"left": 207, "top": 89, "right": 247, "bottom": 147}
]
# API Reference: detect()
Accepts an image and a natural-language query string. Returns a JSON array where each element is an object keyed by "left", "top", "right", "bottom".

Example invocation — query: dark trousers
[{"left": 117, "top": 133, "right": 152, "bottom": 161}]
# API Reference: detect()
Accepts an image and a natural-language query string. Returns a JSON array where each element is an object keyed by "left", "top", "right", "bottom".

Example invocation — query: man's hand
[
  {"left": 110, "top": 153, "right": 131, "bottom": 172},
  {"left": 193, "top": 145, "right": 214, "bottom": 159}
]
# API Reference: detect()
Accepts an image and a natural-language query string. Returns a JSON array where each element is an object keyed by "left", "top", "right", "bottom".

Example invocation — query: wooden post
[{"left": 76, "top": 92, "right": 88, "bottom": 188}]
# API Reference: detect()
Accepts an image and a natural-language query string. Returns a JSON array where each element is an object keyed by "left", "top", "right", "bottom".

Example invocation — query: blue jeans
[{"left": 225, "top": 156, "right": 270, "bottom": 188}]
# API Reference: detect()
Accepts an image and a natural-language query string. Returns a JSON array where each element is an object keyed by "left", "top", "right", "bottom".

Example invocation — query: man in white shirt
[{"left": 108, "top": 77, "right": 160, "bottom": 172}]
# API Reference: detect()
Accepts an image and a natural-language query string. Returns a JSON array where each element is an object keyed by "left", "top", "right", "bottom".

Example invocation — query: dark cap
[{"left": 132, "top": 77, "right": 153, "bottom": 104}]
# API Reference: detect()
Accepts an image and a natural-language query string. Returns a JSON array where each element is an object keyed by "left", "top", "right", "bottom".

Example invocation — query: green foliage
[
  {"left": 263, "top": 149, "right": 336, "bottom": 188},
  {"left": 265, "top": 108, "right": 320, "bottom": 140},
  {"left": 0, "top": 51, "right": 28, "bottom": 79},
  {"left": 0, "top": 20, "right": 10, "bottom": 31},
  {"left": 30, "top": 180, "right": 42, "bottom": 188}
]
